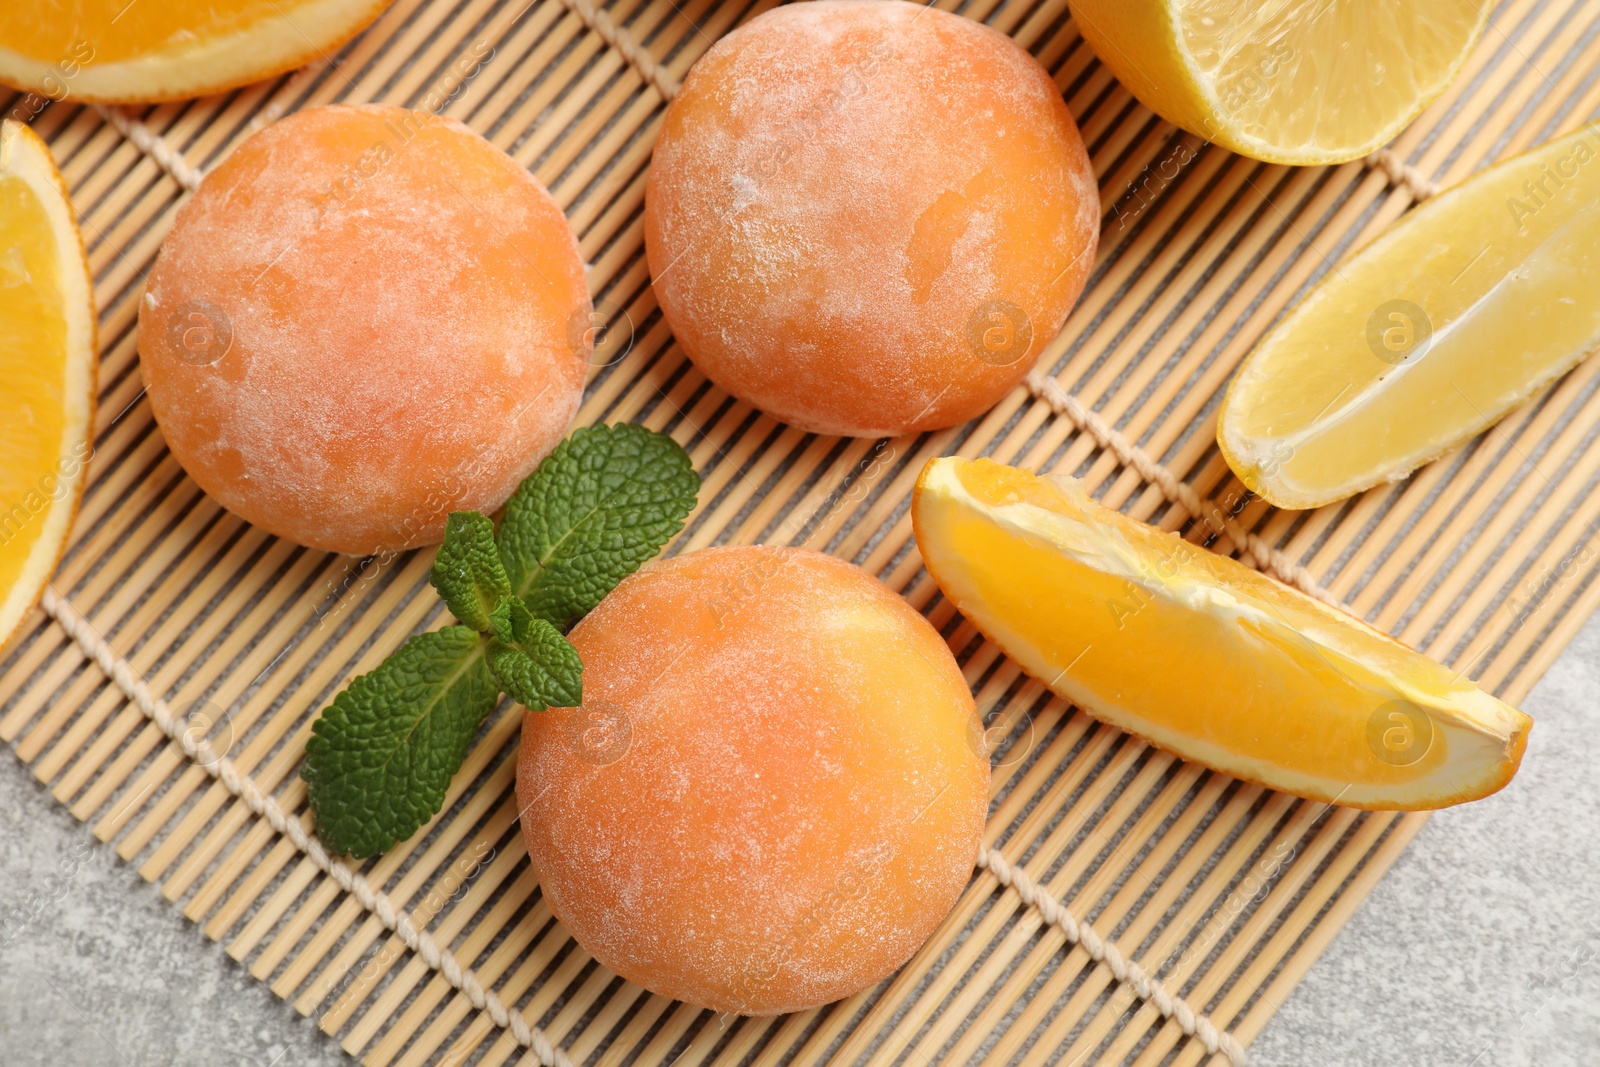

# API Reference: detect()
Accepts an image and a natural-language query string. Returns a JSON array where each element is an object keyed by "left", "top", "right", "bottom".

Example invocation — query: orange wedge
[
  {"left": 0, "top": 121, "right": 96, "bottom": 651},
  {"left": 912, "top": 456, "right": 1530, "bottom": 809},
  {"left": 0, "top": 0, "right": 394, "bottom": 104}
]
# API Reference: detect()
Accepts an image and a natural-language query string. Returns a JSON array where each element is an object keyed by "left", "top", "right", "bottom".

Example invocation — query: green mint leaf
[
  {"left": 487, "top": 598, "right": 514, "bottom": 643},
  {"left": 430, "top": 511, "right": 511, "bottom": 631},
  {"left": 302, "top": 627, "right": 499, "bottom": 857},
  {"left": 497, "top": 423, "right": 699, "bottom": 631},
  {"left": 485, "top": 597, "right": 583, "bottom": 710}
]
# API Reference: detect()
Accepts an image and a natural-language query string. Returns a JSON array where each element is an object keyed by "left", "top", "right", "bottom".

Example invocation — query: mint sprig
[{"left": 303, "top": 424, "right": 699, "bottom": 857}]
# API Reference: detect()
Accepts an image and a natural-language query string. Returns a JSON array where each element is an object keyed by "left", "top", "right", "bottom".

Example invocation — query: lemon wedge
[
  {"left": 1220, "top": 125, "right": 1600, "bottom": 509},
  {"left": 0, "top": 0, "right": 393, "bottom": 104},
  {"left": 0, "top": 121, "right": 96, "bottom": 651},
  {"left": 1069, "top": 0, "right": 1489, "bottom": 164},
  {"left": 912, "top": 456, "right": 1529, "bottom": 809}
]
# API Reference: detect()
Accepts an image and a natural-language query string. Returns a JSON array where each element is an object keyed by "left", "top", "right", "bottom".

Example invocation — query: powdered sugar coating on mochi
[
  {"left": 138, "top": 104, "right": 589, "bottom": 555},
  {"left": 515, "top": 546, "right": 989, "bottom": 1015},
  {"left": 645, "top": 0, "right": 1099, "bottom": 437}
]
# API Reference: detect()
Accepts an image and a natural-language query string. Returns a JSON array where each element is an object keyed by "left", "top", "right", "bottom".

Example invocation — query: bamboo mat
[{"left": 5, "top": 0, "right": 1600, "bottom": 1063}]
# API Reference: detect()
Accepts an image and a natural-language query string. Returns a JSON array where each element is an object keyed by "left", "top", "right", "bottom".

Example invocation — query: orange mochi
[
  {"left": 644, "top": 0, "right": 1099, "bottom": 438},
  {"left": 138, "top": 104, "right": 589, "bottom": 556},
  {"left": 516, "top": 545, "right": 989, "bottom": 1014}
]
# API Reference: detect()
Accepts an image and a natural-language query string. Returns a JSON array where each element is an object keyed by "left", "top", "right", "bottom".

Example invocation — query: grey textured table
[{"left": 3, "top": 613, "right": 1596, "bottom": 1066}]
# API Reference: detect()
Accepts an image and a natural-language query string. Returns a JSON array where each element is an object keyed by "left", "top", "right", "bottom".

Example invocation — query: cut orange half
[
  {"left": 1069, "top": 0, "right": 1490, "bottom": 165},
  {"left": 912, "top": 456, "right": 1530, "bottom": 809},
  {"left": 0, "top": 0, "right": 394, "bottom": 104},
  {"left": 0, "top": 121, "right": 97, "bottom": 651}
]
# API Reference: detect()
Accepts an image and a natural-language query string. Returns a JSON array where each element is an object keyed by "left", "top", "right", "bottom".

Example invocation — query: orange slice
[
  {"left": 0, "top": 121, "right": 96, "bottom": 650},
  {"left": 912, "top": 455, "right": 1530, "bottom": 809},
  {"left": 0, "top": 0, "right": 394, "bottom": 104}
]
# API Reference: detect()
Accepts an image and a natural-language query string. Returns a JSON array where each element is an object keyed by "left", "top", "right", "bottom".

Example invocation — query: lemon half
[{"left": 1070, "top": 0, "right": 1491, "bottom": 165}]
